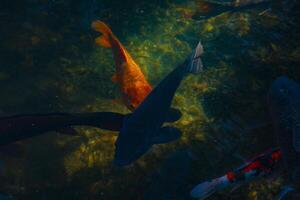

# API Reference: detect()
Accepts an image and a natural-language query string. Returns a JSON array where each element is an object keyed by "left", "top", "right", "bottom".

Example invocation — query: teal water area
[{"left": 0, "top": 0, "right": 299, "bottom": 199}]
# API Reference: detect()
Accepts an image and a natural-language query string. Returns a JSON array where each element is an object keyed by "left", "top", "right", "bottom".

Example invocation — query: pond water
[{"left": 0, "top": 0, "right": 299, "bottom": 199}]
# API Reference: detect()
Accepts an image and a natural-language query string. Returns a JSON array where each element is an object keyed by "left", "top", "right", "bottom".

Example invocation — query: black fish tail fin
[
  {"left": 165, "top": 108, "right": 182, "bottom": 122},
  {"left": 152, "top": 126, "right": 182, "bottom": 144},
  {"left": 187, "top": 41, "right": 204, "bottom": 74}
]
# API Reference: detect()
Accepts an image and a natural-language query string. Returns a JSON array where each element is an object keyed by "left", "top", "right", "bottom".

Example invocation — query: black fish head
[{"left": 114, "top": 127, "right": 151, "bottom": 167}]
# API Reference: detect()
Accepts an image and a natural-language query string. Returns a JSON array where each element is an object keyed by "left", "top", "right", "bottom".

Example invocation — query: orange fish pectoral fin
[
  {"left": 91, "top": 20, "right": 113, "bottom": 48},
  {"left": 95, "top": 36, "right": 112, "bottom": 48}
]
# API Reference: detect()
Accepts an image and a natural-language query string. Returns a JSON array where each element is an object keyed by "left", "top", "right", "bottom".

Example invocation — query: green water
[{"left": 0, "top": 0, "right": 299, "bottom": 199}]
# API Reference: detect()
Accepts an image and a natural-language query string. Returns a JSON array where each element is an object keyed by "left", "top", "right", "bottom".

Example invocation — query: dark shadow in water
[{"left": 144, "top": 149, "right": 192, "bottom": 200}]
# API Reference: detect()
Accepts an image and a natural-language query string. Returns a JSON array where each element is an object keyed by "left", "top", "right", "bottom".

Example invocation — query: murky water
[{"left": 0, "top": 0, "right": 299, "bottom": 199}]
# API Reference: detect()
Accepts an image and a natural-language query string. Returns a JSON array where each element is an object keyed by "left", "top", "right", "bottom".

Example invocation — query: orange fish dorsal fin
[{"left": 91, "top": 20, "right": 113, "bottom": 48}]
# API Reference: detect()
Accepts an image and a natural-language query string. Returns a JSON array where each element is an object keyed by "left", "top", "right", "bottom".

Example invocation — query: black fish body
[
  {"left": 194, "top": 0, "right": 274, "bottom": 20},
  {"left": 0, "top": 112, "right": 125, "bottom": 146},
  {"left": 268, "top": 76, "right": 300, "bottom": 184},
  {"left": 114, "top": 42, "right": 204, "bottom": 166}
]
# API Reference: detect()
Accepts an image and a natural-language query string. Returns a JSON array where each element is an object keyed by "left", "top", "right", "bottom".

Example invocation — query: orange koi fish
[{"left": 91, "top": 20, "right": 152, "bottom": 111}]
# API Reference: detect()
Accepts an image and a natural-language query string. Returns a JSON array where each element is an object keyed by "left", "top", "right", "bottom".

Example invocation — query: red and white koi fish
[{"left": 190, "top": 148, "right": 282, "bottom": 199}]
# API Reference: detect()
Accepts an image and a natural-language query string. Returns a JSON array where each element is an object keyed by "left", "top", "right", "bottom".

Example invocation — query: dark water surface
[{"left": 0, "top": 0, "right": 299, "bottom": 199}]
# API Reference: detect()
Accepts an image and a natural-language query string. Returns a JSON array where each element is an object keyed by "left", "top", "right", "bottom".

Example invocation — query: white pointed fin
[
  {"left": 190, "top": 175, "right": 229, "bottom": 199},
  {"left": 188, "top": 41, "right": 204, "bottom": 74},
  {"left": 190, "top": 181, "right": 217, "bottom": 199}
]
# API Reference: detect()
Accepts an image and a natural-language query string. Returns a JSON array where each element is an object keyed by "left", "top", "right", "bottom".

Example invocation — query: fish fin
[
  {"left": 57, "top": 127, "right": 79, "bottom": 136},
  {"left": 187, "top": 41, "right": 204, "bottom": 74},
  {"left": 111, "top": 74, "right": 118, "bottom": 83},
  {"left": 274, "top": 186, "right": 295, "bottom": 200},
  {"left": 293, "top": 125, "right": 300, "bottom": 152},
  {"left": 165, "top": 108, "right": 182, "bottom": 122},
  {"left": 91, "top": 20, "right": 113, "bottom": 48},
  {"left": 190, "top": 175, "right": 229, "bottom": 199},
  {"left": 152, "top": 126, "right": 182, "bottom": 144},
  {"left": 95, "top": 36, "right": 112, "bottom": 48},
  {"left": 91, "top": 20, "right": 113, "bottom": 35}
]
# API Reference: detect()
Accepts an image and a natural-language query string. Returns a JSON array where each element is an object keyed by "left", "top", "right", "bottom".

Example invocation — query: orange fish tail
[{"left": 91, "top": 20, "right": 114, "bottom": 48}]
